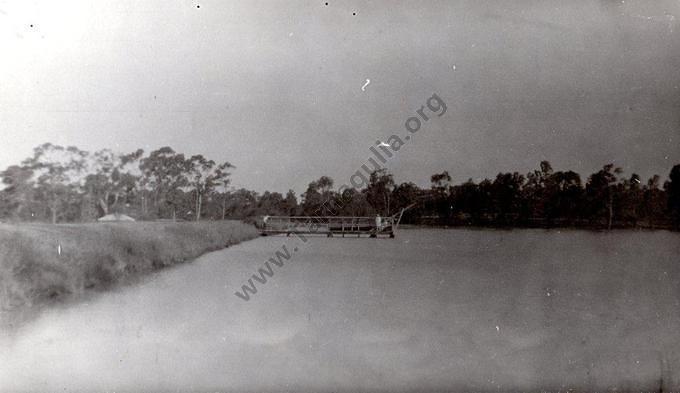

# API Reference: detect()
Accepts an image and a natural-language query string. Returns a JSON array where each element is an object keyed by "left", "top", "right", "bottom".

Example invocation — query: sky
[{"left": 0, "top": 0, "right": 679, "bottom": 194}]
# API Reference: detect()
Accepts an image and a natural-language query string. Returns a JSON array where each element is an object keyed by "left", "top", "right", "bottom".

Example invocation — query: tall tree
[
  {"left": 365, "top": 169, "right": 395, "bottom": 215},
  {"left": 667, "top": 164, "right": 680, "bottom": 229},
  {"left": 186, "top": 155, "right": 234, "bottom": 222},
  {"left": 301, "top": 177, "right": 336, "bottom": 215},
  {"left": 256, "top": 191, "right": 285, "bottom": 216},
  {"left": 491, "top": 172, "right": 525, "bottom": 225},
  {"left": 22, "top": 143, "right": 88, "bottom": 224},
  {"left": 586, "top": 164, "right": 622, "bottom": 229},
  {"left": 391, "top": 182, "right": 423, "bottom": 223},
  {"left": 522, "top": 161, "right": 554, "bottom": 223},
  {"left": 337, "top": 187, "right": 373, "bottom": 216},
  {"left": 640, "top": 175, "right": 665, "bottom": 227},
  {"left": 283, "top": 189, "right": 298, "bottom": 215},
  {"left": 616, "top": 173, "right": 643, "bottom": 227},
  {"left": 547, "top": 170, "right": 583, "bottom": 225},
  {"left": 223, "top": 188, "right": 258, "bottom": 218},
  {"left": 430, "top": 171, "right": 453, "bottom": 222},
  {"left": 140, "top": 147, "right": 189, "bottom": 220},
  {"left": 84, "top": 148, "right": 143, "bottom": 217},
  {"left": 430, "top": 171, "right": 452, "bottom": 193}
]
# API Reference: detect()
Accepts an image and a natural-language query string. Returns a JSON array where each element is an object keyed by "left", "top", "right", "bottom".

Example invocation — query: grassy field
[{"left": 0, "top": 221, "right": 259, "bottom": 313}]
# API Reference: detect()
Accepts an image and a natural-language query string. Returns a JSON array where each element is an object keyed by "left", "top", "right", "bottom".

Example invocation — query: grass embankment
[{"left": 0, "top": 221, "right": 259, "bottom": 312}]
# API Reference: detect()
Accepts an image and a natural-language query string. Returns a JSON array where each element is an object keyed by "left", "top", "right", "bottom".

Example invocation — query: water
[{"left": 1, "top": 229, "right": 680, "bottom": 392}]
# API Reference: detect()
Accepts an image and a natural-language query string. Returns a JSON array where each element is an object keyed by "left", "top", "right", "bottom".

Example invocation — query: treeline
[
  {"left": 408, "top": 162, "right": 680, "bottom": 230},
  {"left": 1, "top": 144, "right": 679, "bottom": 230},
  {"left": 291, "top": 161, "right": 680, "bottom": 230},
  {"left": 0, "top": 144, "right": 237, "bottom": 223}
]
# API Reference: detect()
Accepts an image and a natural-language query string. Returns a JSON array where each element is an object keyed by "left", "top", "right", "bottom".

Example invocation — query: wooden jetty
[{"left": 260, "top": 215, "right": 401, "bottom": 238}]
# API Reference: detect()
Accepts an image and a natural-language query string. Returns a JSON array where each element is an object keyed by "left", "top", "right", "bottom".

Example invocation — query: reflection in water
[{"left": 1, "top": 229, "right": 680, "bottom": 392}]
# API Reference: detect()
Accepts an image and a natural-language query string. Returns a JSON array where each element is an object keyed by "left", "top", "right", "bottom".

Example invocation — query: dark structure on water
[{"left": 259, "top": 215, "right": 402, "bottom": 238}]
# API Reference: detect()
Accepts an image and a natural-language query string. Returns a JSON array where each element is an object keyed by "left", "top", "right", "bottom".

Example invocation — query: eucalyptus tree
[
  {"left": 365, "top": 169, "right": 395, "bottom": 216},
  {"left": 21, "top": 143, "right": 88, "bottom": 223},
  {"left": 84, "top": 148, "right": 143, "bottom": 217},
  {"left": 186, "top": 155, "right": 233, "bottom": 221},
  {"left": 139, "top": 147, "right": 190, "bottom": 220}
]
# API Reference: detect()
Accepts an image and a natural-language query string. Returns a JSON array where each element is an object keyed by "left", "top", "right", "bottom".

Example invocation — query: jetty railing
[{"left": 260, "top": 216, "right": 397, "bottom": 238}]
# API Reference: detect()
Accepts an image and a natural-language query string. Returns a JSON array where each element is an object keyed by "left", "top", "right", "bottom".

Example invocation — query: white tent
[{"left": 97, "top": 213, "right": 136, "bottom": 222}]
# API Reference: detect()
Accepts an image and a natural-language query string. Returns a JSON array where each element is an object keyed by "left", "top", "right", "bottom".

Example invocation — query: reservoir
[{"left": 2, "top": 229, "right": 680, "bottom": 392}]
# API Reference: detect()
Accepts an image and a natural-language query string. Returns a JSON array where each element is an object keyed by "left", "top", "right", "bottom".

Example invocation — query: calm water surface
[{"left": 1, "top": 229, "right": 680, "bottom": 392}]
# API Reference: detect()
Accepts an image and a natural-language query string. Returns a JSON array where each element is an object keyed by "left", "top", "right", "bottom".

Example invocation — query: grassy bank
[{"left": 0, "top": 221, "right": 259, "bottom": 312}]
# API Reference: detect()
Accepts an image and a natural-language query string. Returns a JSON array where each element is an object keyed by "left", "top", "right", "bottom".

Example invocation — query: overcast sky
[{"left": 1, "top": 0, "right": 679, "bottom": 193}]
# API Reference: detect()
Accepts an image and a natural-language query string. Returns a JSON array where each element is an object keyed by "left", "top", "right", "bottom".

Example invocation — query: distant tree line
[
  {"left": 412, "top": 161, "right": 680, "bottom": 230},
  {"left": 0, "top": 144, "right": 236, "bottom": 223},
  {"left": 1, "top": 144, "right": 679, "bottom": 230},
  {"left": 292, "top": 162, "right": 680, "bottom": 230}
]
